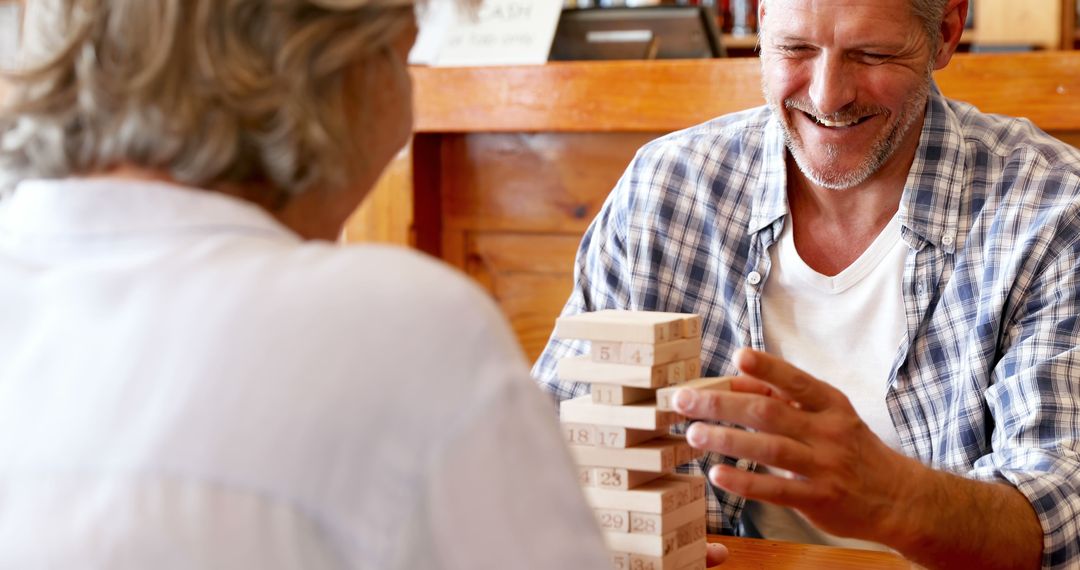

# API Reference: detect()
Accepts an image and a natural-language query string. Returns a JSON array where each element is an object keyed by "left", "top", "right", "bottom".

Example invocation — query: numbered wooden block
[
  {"left": 595, "top": 426, "right": 666, "bottom": 449},
  {"left": 611, "top": 552, "right": 631, "bottom": 570},
  {"left": 674, "top": 439, "right": 704, "bottom": 466},
  {"left": 556, "top": 310, "right": 692, "bottom": 343},
  {"left": 679, "top": 315, "right": 702, "bottom": 339},
  {"left": 577, "top": 466, "right": 593, "bottom": 486},
  {"left": 629, "top": 498, "right": 707, "bottom": 536},
  {"left": 655, "top": 377, "right": 733, "bottom": 412},
  {"left": 563, "top": 422, "right": 597, "bottom": 446},
  {"left": 591, "top": 341, "right": 622, "bottom": 363},
  {"left": 583, "top": 476, "right": 691, "bottom": 514},
  {"left": 604, "top": 528, "right": 678, "bottom": 557},
  {"left": 683, "top": 357, "right": 702, "bottom": 379},
  {"left": 595, "top": 508, "right": 631, "bottom": 533},
  {"left": 558, "top": 355, "right": 668, "bottom": 388},
  {"left": 665, "top": 473, "right": 707, "bottom": 501},
  {"left": 570, "top": 438, "right": 685, "bottom": 472},
  {"left": 592, "top": 383, "right": 656, "bottom": 406},
  {"left": 561, "top": 395, "right": 683, "bottom": 431},
  {"left": 591, "top": 467, "right": 664, "bottom": 490},
  {"left": 621, "top": 338, "right": 701, "bottom": 367},
  {"left": 675, "top": 519, "right": 707, "bottom": 549},
  {"left": 626, "top": 538, "right": 706, "bottom": 570},
  {"left": 663, "top": 360, "right": 683, "bottom": 386}
]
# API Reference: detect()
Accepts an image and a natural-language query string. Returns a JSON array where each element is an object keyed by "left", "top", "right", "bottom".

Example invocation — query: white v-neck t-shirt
[{"left": 748, "top": 214, "right": 907, "bottom": 550}]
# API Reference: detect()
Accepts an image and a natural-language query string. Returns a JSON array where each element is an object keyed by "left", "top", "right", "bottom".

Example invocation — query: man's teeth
[{"left": 815, "top": 116, "right": 859, "bottom": 128}]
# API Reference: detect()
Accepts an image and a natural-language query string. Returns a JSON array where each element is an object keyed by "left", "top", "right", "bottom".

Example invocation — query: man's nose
[{"left": 808, "top": 55, "right": 857, "bottom": 116}]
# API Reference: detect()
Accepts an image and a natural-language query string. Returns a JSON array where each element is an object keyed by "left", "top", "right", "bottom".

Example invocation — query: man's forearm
[{"left": 888, "top": 458, "right": 1043, "bottom": 570}]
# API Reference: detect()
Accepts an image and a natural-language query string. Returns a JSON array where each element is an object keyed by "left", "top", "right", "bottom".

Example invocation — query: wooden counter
[
  {"left": 344, "top": 53, "right": 1080, "bottom": 361},
  {"left": 710, "top": 535, "right": 914, "bottom": 569}
]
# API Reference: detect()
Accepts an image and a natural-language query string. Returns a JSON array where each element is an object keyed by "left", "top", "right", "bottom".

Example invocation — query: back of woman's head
[{"left": 0, "top": 0, "right": 415, "bottom": 196}]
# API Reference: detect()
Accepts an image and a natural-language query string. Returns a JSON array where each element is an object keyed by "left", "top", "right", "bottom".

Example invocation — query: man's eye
[
  {"left": 859, "top": 52, "right": 893, "bottom": 64},
  {"left": 778, "top": 45, "right": 812, "bottom": 54}
]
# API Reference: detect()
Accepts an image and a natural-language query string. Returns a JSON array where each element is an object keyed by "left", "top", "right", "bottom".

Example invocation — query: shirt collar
[
  {"left": 747, "top": 110, "right": 790, "bottom": 240},
  {"left": 897, "top": 84, "right": 965, "bottom": 254},
  {"left": 0, "top": 177, "right": 298, "bottom": 242},
  {"left": 746, "top": 83, "right": 966, "bottom": 254}
]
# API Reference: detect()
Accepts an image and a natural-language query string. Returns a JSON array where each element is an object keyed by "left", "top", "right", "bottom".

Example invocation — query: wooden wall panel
[
  {"left": 440, "top": 132, "right": 657, "bottom": 234},
  {"left": 341, "top": 146, "right": 414, "bottom": 246},
  {"left": 973, "top": 0, "right": 1062, "bottom": 48},
  {"left": 467, "top": 233, "right": 582, "bottom": 360}
]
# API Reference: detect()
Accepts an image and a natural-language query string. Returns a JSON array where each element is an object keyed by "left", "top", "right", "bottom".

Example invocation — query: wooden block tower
[{"left": 555, "top": 310, "right": 727, "bottom": 570}]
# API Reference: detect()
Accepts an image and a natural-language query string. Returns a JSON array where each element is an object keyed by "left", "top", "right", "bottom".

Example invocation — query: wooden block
[
  {"left": 561, "top": 395, "right": 683, "bottom": 430},
  {"left": 558, "top": 355, "right": 667, "bottom": 388},
  {"left": 664, "top": 360, "right": 686, "bottom": 386},
  {"left": 621, "top": 338, "right": 701, "bottom": 366},
  {"left": 664, "top": 473, "right": 707, "bottom": 501},
  {"left": 577, "top": 466, "right": 593, "bottom": 486},
  {"left": 629, "top": 539, "right": 706, "bottom": 570},
  {"left": 679, "top": 315, "right": 702, "bottom": 339},
  {"left": 583, "top": 477, "right": 691, "bottom": 514},
  {"left": 594, "top": 507, "right": 631, "bottom": 533},
  {"left": 683, "top": 357, "right": 701, "bottom": 379},
  {"left": 655, "top": 377, "right": 733, "bottom": 412},
  {"left": 555, "top": 310, "right": 692, "bottom": 343},
  {"left": 563, "top": 422, "right": 598, "bottom": 446},
  {"left": 592, "top": 383, "right": 656, "bottom": 406},
  {"left": 591, "top": 467, "right": 664, "bottom": 490},
  {"left": 675, "top": 519, "right": 707, "bottom": 548},
  {"left": 591, "top": 340, "right": 622, "bottom": 363},
  {"left": 605, "top": 528, "right": 678, "bottom": 557},
  {"left": 595, "top": 425, "right": 666, "bottom": 448},
  {"left": 630, "top": 498, "right": 707, "bottom": 535},
  {"left": 611, "top": 552, "right": 631, "bottom": 570},
  {"left": 675, "top": 441, "right": 703, "bottom": 467},
  {"left": 570, "top": 438, "right": 687, "bottom": 472}
]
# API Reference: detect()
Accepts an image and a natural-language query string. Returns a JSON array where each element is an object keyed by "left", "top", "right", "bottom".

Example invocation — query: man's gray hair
[
  {"left": 0, "top": 0, "right": 414, "bottom": 197},
  {"left": 911, "top": 0, "right": 952, "bottom": 52}
]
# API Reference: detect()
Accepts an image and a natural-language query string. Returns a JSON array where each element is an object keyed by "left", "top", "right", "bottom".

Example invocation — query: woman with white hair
[{"left": 0, "top": 1, "right": 618, "bottom": 567}]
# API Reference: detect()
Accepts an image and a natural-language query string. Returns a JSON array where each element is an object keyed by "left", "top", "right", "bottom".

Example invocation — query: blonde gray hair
[{"left": 0, "top": 0, "right": 415, "bottom": 197}]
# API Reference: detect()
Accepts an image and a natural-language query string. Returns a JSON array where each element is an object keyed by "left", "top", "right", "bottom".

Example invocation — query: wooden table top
[{"left": 708, "top": 536, "right": 915, "bottom": 569}]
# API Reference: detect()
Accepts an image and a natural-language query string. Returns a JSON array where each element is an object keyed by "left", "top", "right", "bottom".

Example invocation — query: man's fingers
[
  {"left": 673, "top": 388, "right": 809, "bottom": 435},
  {"left": 707, "top": 463, "right": 819, "bottom": 509},
  {"left": 735, "top": 348, "right": 835, "bottom": 411},
  {"left": 686, "top": 423, "right": 815, "bottom": 475}
]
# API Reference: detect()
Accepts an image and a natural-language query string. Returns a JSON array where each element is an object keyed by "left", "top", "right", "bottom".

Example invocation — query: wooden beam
[{"left": 411, "top": 52, "right": 1080, "bottom": 134}]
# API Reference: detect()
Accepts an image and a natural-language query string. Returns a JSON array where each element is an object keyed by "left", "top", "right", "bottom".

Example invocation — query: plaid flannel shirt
[{"left": 532, "top": 86, "right": 1080, "bottom": 568}]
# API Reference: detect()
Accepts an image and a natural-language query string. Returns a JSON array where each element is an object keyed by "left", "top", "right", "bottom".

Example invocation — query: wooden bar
[{"left": 413, "top": 53, "right": 1080, "bottom": 134}]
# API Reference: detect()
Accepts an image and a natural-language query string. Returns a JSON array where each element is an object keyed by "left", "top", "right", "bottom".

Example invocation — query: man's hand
[
  {"left": 672, "top": 348, "right": 916, "bottom": 541},
  {"left": 672, "top": 348, "right": 1044, "bottom": 570}
]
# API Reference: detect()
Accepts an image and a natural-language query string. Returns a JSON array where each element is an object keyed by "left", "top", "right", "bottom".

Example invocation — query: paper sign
[
  {"left": 420, "top": 0, "right": 563, "bottom": 67},
  {"left": 0, "top": 3, "right": 20, "bottom": 68}
]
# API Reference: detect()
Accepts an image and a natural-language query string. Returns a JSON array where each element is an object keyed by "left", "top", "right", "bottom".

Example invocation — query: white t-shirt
[
  {"left": 751, "top": 214, "right": 907, "bottom": 550},
  {"left": 0, "top": 178, "right": 611, "bottom": 570}
]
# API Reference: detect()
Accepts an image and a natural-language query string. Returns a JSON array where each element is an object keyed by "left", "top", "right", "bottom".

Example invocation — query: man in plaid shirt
[{"left": 533, "top": 0, "right": 1080, "bottom": 568}]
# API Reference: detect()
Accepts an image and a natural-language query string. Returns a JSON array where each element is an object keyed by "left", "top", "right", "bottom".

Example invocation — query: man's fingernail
[
  {"left": 687, "top": 424, "right": 707, "bottom": 446},
  {"left": 674, "top": 388, "right": 696, "bottom": 410}
]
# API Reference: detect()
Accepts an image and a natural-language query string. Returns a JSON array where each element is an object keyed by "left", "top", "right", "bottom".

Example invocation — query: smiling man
[{"left": 533, "top": 0, "right": 1080, "bottom": 568}]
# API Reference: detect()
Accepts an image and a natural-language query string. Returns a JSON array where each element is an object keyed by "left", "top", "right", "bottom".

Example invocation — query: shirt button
[
  {"left": 941, "top": 235, "right": 954, "bottom": 246},
  {"left": 735, "top": 459, "right": 751, "bottom": 470},
  {"left": 747, "top": 272, "right": 762, "bottom": 286}
]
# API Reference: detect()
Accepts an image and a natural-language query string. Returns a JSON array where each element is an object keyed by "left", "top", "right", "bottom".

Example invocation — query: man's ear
[{"left": 934, "top": 0, "right": 969, "bottom": 70}]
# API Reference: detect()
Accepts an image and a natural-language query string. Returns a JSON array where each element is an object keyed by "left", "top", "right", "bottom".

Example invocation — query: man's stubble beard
[{"left": 765, "top": 70, "right": 933, "bottom": 191}]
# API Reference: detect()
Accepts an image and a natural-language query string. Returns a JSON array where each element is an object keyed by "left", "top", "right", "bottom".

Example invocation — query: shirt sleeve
[
  {"left": 424, "top": 377, "right": 613, "bottom": 570},
  {"left": 968, "top": 216, "right": 1080, "bottom": 569}
]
